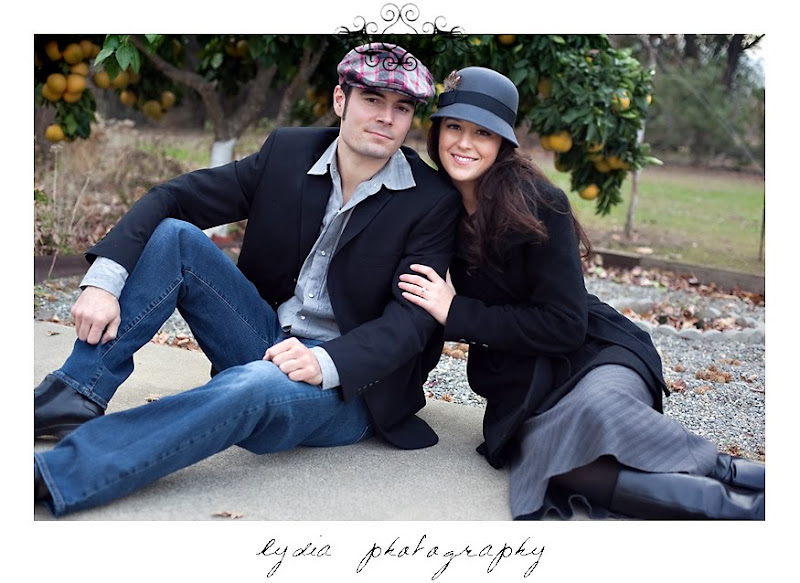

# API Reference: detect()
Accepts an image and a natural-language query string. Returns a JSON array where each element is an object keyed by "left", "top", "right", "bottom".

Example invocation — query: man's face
[{"left": 333, "top": 85, "right": 416, "bottom": 163}]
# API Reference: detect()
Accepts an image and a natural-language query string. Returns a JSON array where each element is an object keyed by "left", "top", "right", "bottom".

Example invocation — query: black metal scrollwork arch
[{"left": 335, "top": 2, "right": 477, "bottom": 71}]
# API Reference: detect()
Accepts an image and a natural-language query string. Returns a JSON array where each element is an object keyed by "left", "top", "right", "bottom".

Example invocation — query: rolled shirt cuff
[
  {"left": 79, "top": 257, "right": 129, "bottom": 299},
  {"left": 310, "top": 346, "right": 341, "bottom": 390}
]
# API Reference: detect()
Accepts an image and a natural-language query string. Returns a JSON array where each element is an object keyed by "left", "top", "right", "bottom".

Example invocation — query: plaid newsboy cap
[{"left": 337, "top": 42, "right": 434, "bottom": 103}]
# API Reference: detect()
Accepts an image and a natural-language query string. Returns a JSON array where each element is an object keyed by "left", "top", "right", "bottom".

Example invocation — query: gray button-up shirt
[{"left": 81, "top": 137, "right": 416, "bottom": 391}]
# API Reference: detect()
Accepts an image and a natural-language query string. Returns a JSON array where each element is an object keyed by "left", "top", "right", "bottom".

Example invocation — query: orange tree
[
  {"left": 35, "top": 34, "right": 657, "bottom": 214},
  {"left": 427, "top": 34, "right": 659, "bottom": 215}
]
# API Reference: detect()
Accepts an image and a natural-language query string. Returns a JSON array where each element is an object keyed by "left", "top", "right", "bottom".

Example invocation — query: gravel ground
[{"left": 34, "top": 271, "right": 766, "bottom": 461}]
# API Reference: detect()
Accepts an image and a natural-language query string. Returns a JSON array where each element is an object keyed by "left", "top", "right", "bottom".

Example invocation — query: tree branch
[
  {"left": 275, "top": 37, "right": 329, "bottom": 127},
  {"left": 129, "top": 35, "right": 230, "bottom": 140},
  {"left": 227, "top": 63, "right": 278, "bottom": 138}
]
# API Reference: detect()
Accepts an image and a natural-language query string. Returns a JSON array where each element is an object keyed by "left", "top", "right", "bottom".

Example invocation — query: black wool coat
[
  {"left": 443, "top": 180, "right": 668, "bottom": 468},
  {"left": 87, "top": 127, "right": 461, "bottom": 450}
]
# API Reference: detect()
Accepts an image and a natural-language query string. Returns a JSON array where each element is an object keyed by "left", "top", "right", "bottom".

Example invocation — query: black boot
[
  {"left": 707, "top": 453, "right": 765, "bottom": 491},
  {"left": 610, "top": 468, "right": 764, "bottom": 520},
  {"left": 34, "top": 374, "right": 103, "bottom": 440}
]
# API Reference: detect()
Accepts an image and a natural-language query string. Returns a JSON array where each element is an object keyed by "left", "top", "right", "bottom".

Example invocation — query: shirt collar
[{"left": 307, "top": 137, "right": 416, "bottom": 191}]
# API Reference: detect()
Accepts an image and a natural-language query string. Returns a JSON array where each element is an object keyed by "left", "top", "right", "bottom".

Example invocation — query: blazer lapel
[
  {"left": 335, "top": 189, "right": 393, "bottom": 254},
  {"left": 298, "top": 173, "right": 331, "bottom": 262}
]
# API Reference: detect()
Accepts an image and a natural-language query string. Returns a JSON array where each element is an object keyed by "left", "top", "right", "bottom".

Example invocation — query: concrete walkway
[{"left": 33, "top": 320, "right": 512, "bottom": 521}]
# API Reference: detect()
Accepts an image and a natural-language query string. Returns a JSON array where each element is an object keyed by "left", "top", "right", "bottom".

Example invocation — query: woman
[{"left": 398, "top": 67, "right": 764, "bottom": 520}]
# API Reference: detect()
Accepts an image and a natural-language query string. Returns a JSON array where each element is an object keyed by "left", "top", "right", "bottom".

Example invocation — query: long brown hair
[{"left": 427, "top": 119, "right": 592, "bottom": 271}]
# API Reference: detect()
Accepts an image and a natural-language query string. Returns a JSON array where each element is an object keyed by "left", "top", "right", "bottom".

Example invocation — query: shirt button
[
  {"left": 300, "top": 316, "right": 306, "bottom": 320},
  {"left": 321, "top": 250, "right": 327, "bottom": 256},
  {"left": 308, "top": 293, "right": 314, "bottom": 298}
]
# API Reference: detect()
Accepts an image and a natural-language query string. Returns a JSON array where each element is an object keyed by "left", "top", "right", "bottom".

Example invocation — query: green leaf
[
  {"left": 116, "top": 44, "right": 138, "bottom": 72},
  {"left": 63, "top": 113, "right": 77, "bottom": 135},
  {"left": 94, "top": 47, "right": 114, "bottom": 68},
  {"left": 211, "top": 52, "right": 224, "bottom": 69},
  {"left": 510, "top": 68, "right": 528, "bottom": 85},
  {"left": 104, "top": 35, "right": 121, "bottom": 49}
]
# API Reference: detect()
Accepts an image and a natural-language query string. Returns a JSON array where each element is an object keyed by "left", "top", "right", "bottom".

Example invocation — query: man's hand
[
  {"left": 263, "top": 337, "right": 323, "bottom": 386},
  {"left": 70, "top": 286, "right": 121, "bottom": 345}
]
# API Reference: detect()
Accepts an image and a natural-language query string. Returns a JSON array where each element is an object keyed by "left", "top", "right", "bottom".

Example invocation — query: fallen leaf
[
  {"left": 668, "top": 379, "right": 687, "bottom": 393},
  {"left": 46, "top": 330, "right": 60, "bottom": 336},
  {"left": 212, "top": 510, "right": 243, "bottom": 519}
]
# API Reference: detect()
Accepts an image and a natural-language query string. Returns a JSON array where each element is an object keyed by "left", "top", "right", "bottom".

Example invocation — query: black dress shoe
[
  {"left": 707, "top": 453, "right": 765, "bottom": 491},
  {"left": 34, "top": 374, "right": 103, "bottom": 440}
]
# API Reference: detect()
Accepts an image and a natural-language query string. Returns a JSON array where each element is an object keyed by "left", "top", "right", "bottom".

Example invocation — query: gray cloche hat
[{"left": 431, "top": 67, "right": 519, "bottom": 147}]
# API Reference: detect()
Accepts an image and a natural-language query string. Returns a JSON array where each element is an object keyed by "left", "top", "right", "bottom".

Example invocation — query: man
[{"left": 34, "top": 42, "right": 460, "bottom": 517}]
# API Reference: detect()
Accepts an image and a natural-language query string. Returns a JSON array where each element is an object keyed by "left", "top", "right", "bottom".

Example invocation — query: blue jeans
[{"left": 35, "top": 219, "right": 372, "bottom": 516}]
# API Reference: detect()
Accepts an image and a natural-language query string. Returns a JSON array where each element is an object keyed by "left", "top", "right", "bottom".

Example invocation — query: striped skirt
[{"left": 509, "top": 364, "right": 719, "bottom": 519}]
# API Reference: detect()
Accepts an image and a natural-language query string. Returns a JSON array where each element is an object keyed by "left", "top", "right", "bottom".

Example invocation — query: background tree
[
  {"left": 35, "top": 33, "right": 658, "bottom": 216},
  {"left": 608, "top": 34, "right": 764, "bottom": 245}
]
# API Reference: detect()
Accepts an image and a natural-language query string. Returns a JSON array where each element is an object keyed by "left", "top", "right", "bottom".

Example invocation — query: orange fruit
[
  {"left": 41, "top": 84, "right": 62, "bottom": 102},
  {"left": 44, "top": 40, "right": 61, "bottom": 61},
  {"left": 548, "top": 131, "right": 573, "bottom": 153},
  {"left": 62, "top": 43, "right": 84, "bottom": 65},
  {"left": 62, "top": 91, "right": 82, "bottom": 103},
  {"left": 537, "top": 77, "right": 551, "bottom": 98},
  {"left": 141, "top": 100, "right": 164, "bottom": 120},
  {"left": 594, "top": 159, "right": 612, "bottom": 173},
  {"left": 111, "top": 70, "right": 130, "bottom": 89},
  {"left": 79, "top": 39, "right": 94, "bottom": 59},
  {"left": 65, "top": 74, "right": 86, "bottom": 94},
  {"left": 539, "top": 135, "right": 553, "bottom": 151},
  {"left": 646, "top": 94, "right": 653, "bottom": 105},
  {"left": 235, "top": 39, "right": 249, "bottom": 58},
  {"left": 579, "top": 184, "right": 599, "bottom": 200},
  {"left": 45, "top": 124, "right": 65, "bottom": 142},
  {"left": 160, "top": 90, "right": 176, "bottom": 110},
  {"left": 497, "top": 35, "right": 516, "bottom": 46},
  {"left": 70, "top": 62, "right": 89, "bottom": 76},
  {"left": 46, "top": 73, "right": 67, "bottom": 95},
  {"left": 606, "top": 155, "right": 629, "bottom": 170},
  {"left": 225, "top": 38, "right": 238, "bottom": 57},
  {"left": 587, "top": 142, "right": 604, "bottom": 153},
  {"left": 119, "top": 90, "right": 138, "bottom": 107},
  {"left": 611, "top": 89, "right": 631, "bottom": 113},
  {"left": 93, "top": 70, "right": 111, "bottom": 89},
  {"left": 127, "top": 70, "right": 141, "bottom": 85}
]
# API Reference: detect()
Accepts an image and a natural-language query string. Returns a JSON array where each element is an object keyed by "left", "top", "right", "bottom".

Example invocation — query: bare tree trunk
[
  {"left": 722, "top": 34, "right": 745, "bottom": 91},
  {"left": 683, "top": 34, "right": 699, "bottom": 60},
  {"left": 624, "top": 35, "right": 658, "bottom": 240}
]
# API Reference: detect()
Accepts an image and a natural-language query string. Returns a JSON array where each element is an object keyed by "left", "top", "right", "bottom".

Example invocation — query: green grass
[
  {"left": 139, "top": 130, "right": 766, "bottom": 275},
  {"left": 542, "top": 164, "right": 765, "bottom": 275}
]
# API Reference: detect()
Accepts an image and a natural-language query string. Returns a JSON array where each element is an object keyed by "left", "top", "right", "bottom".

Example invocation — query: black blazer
[
  {"left": 87, "top": 127, "right": 461, "bottom": 450},
  {"left": 444, "top": 180, "right": 668, "bottom": 468}
]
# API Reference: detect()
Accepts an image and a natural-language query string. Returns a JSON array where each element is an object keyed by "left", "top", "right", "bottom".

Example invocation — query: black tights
[{"left": 549, "top": 455, "right": 623, "bottom": 509}]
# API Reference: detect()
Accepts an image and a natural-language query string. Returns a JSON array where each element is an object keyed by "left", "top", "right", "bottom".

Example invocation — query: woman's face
[{"left": 437, "top": 117, "right": 503, "bottom": 192}]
